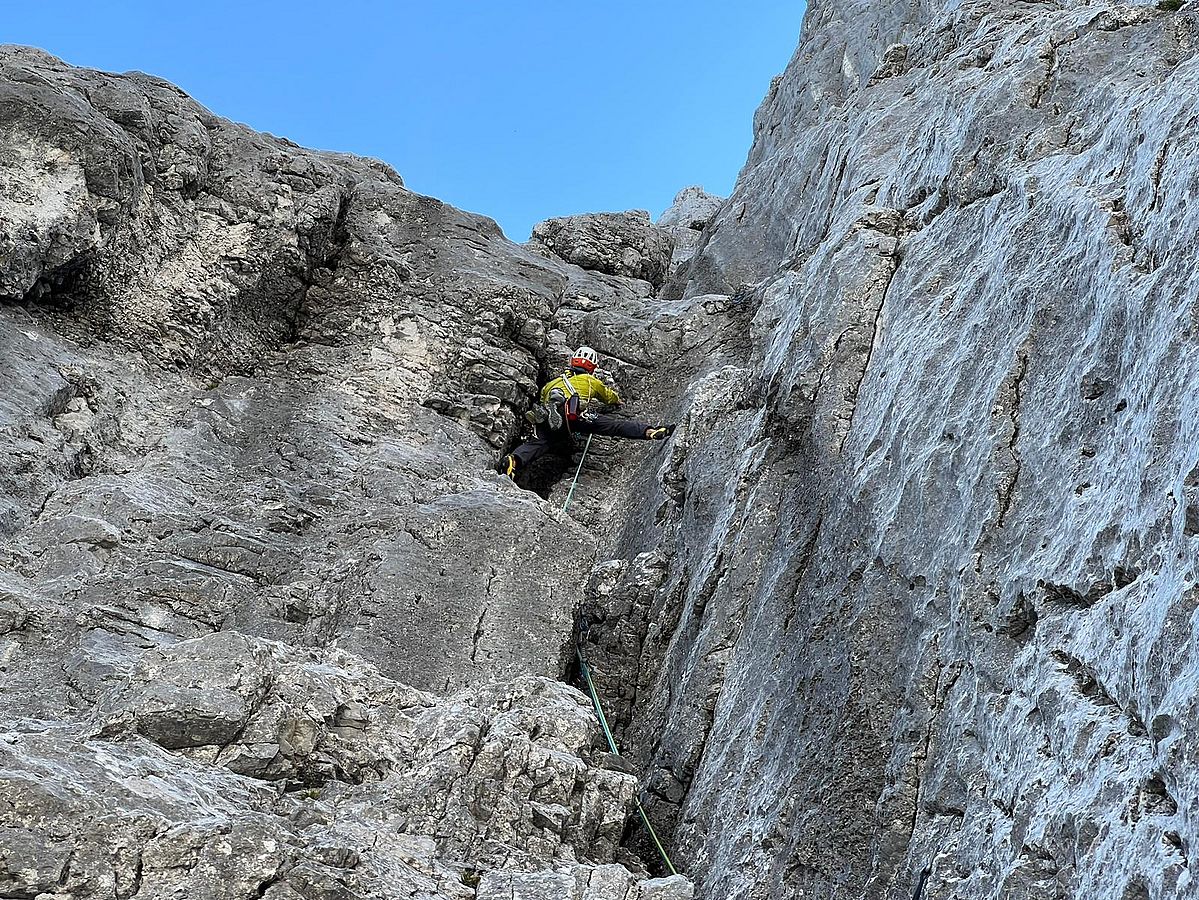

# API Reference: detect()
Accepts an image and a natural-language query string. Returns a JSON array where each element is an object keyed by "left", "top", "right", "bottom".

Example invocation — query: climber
[{"left": 498, "top": 345, "right": 674, "bottom": 478}]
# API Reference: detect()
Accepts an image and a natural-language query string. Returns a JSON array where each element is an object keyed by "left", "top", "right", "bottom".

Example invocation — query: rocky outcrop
[
  {"left": 528, "top": 211, "right": 675, "bottom": 289},
  {"left": 657, "top": 188, "right": 721, "bottom": 232},
  {"left": 2, "top": 655, "right": 654, "bottom": 898},
  {"left": 0, "top": 43, "right": 590, "bottom": 710},
  {"left": 657, "top": 186, "right": 719, "bottom": 299},
  {"left": 655, "top": 187, "right": 723, "bottom": 290},
  {"left": 0, "top": 44, "right": 691, "bottom": 899}
]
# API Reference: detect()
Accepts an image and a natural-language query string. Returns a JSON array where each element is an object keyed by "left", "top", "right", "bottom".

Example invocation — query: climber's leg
[
  {"left": 574, "top": 415, "right": 674, "bottom": 440},
  {"left": 501, "top": 424, "right": 560, "bottom": 475}
]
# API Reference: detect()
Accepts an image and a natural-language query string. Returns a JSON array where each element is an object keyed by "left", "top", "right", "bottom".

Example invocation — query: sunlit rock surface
[
  {"left": 655, "top": 186, "right": 724, "bottom": 297},
  {"left": 0, "top": 44, "right": 687, "bottom": 899},
  {"left": 582, "top": 2, "right": 1199, "bottom": 899}
]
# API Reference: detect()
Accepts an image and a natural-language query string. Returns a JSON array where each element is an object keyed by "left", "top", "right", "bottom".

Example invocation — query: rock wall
[
  {"left": 0, "top": 45, "right": 692, "bottom": 900},
  {"left": 580, "top": 1, "right": 1199, "bottom": 899}
]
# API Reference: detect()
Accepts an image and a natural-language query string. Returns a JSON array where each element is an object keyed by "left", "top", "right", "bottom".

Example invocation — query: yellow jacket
[{"left": 541, "top": 372, "right": 620, "bottom": 411}]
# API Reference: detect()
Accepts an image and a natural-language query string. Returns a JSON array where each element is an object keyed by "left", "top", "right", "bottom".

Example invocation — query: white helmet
[{"left": 571, "top": 345, "right": 599, "bottom": 372}]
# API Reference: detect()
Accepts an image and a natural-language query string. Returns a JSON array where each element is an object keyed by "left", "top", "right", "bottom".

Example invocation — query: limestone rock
[
  {"left": 0, "top": 43, "right": 694, "bottom": 900},
  {"left": 0, "top": 44, "right": 592, "bottom": 718},
  {"left": 11, "top": 0, "right": 1199, "bottom": 896},
  {"left": 475, "top": 865, "right": 691, "bottom": 900},
  {"left": 588, "top": 2, "right": 1199, "bottom": 899},
  {"left": 528, "top": 211, "right": 675, "bottom": 289},
  {"left": 657, "top": 187, "right": 722, "bottom": 231},
  {"left": 3, "top": 642, "right": 652, "bottom": 897},
  {"left": 655, "top": 187, "right": 723, "bottom": 296}
]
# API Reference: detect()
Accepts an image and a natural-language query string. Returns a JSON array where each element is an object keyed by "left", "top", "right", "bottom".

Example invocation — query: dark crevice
[
  {"left": 290, "top": 187, "right": 355, "bottom": 343},
  {"left": 569, "top": 579, "right": 676, "bottom": 878},
  {"left": 253, "top": 869, "right": 288, "bottom": 899},
  {"left": 1029, "top": 42, "right": 1058, "bottom": 109},
  {"left": 115, "top": 850, "right": 144, "bottom": 900},
  {"left": 1141, "top": 773, "right": 1178, "bottom": 816},
  {"left": 839, "top": 220, "right": 906, "bottom": 454},
  {"left": 999, "top": 591, "right": 1038, "bottom": 640},
  {"left": 911, "top": 866, "right": 931, "bottom": 900},
  {"left": 1039, "top": 564, "right": 1138, "bottom": 608},
  {"left": 1150, "top": 139, "right": 1171, "bottom": 211},
  {"left": 996, "top": 351, "right": 1028, "bottom": 526},
  {"left": 188, "top": 187, "right": 356, "bottom": 376},
  {"left": 1051, "top": 649, "right": 1119, "bottom": 708},
  {"left": 469, "top": 583, "right": 491, "bottom": 664},
  {"left": 5, "top": 249, "right": 102, "bottom": 318}
]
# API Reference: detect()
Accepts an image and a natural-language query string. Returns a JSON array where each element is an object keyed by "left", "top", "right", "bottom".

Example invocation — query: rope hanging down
[
  {"left": 561, "top": 433, "right": 594, "bottom": 513},
  {"left": 575, "top": 645, "right": 681, "bottom": 877},
  {"left": 562, "top": 433, "right": 680, "bottom": 875}
]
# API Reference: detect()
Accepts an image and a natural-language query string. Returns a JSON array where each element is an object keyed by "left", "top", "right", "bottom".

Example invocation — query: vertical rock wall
[
  {"left": 588, "top": 2, "right": 1199, "bottom": 898},
  {"left": 0, "top": 45, "right": 691, "bottom": 899}
]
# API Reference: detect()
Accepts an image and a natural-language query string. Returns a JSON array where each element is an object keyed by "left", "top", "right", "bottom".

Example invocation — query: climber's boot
[
  {"left": 645, "top": 424, "right": 675, "bottom": 440},
  {"left": 498, "top": 454, "right": 518, "bottom": 477}
]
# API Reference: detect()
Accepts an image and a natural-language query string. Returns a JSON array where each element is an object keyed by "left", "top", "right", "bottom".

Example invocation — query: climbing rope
[
  {"left": 560, "top": 433, "right": 594, "bottom": 513},
  {"left": 575, "top": 644, "right": 681, "bottom": 877},
  {"left": 560, "top": 432, "right": 679, "bottom": 874}
]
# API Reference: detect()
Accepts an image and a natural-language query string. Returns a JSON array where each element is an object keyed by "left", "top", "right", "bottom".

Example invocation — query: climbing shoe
[
  {"left": 646, "top": 424, "right": 675, "bottom": 440},
  {"left": 498, "top": 454, "right": 518, "bottom": 477},
  {"left": 546, "top": 403, "right": 563, "bottom": 431},
  {"left": 525, "top": 405, "right": 547, "bottom": 425}
]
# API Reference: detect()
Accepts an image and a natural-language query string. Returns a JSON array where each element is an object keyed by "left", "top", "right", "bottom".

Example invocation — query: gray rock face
[
  {"left": 528, "top": 211, "right": 675, "bottom": 289},
  {"left": 477, "top": 868, "right": 693, "bottom": 900},
  {"left": 655, "top": 187, "right": 724, "bottom": 292},
  {"left": 2, "top": 661, "right": 644, "bottom": 899},
  {"left": 580, "top": 2, "right": 1199, "bottom": 900},
  {"left": 656, "top": 187, "right": 721, "bottom": 231},
  {"left": 0, "top": 43, "right": 592, "bottom": 711},
  {"left": 0, "top": 44, "right": 689, "bottom": 899}
]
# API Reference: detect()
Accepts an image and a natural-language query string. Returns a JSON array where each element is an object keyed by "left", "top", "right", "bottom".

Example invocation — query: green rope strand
[
  {"left": 577, "top": 646, "right": 619, "bottom": 755},
  {"left": 635, "top": 802, "right": 679, "bottom": 878},
  {"left": 562, "top": 433, "right": 679, "bottom": 875},
  {"left": 561, "top": 433, "right": 594, "bottom": 513},
  {"left": 576, "top": 646, "right": 681, "bottom": 877}
]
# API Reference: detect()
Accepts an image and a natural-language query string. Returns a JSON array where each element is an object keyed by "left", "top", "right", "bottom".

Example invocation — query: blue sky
[{"left": 5, "top": 1, "right": 805, "bottom": 240}]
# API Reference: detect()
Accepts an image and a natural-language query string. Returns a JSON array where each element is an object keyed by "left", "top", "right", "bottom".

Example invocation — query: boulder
[{"left": 528, "top": 211, "right": 674, "bottom": 289}]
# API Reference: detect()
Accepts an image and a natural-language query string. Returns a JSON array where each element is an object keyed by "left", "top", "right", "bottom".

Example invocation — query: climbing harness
[
  {"left": 575, "top": 640, "right": 681, "bottom": 877},
  {"left": 560, "top": 434, "right": 593, "bottom": 514},
  {"left": 559, "top": 371, "right": 582, "bottom": 423}
]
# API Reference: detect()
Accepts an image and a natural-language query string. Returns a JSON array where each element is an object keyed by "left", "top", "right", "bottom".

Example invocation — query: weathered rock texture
[
  {"left": 7, "top": 0, "right": 1199, "bottom": 897},
  {"left": 4, "top": 660, "right": 642, "bottom": 900},
  {"left": 576, "top": 2, "right": 1199, "bottom": 899},
  {"left": 528, "top": 211, "right": 675, "bottom": 290},
  {"left": 655, "top": 187, "right": 723, "bottom": 292},
  {"left": 0, "top": 44, "right": 691, "bottom": 900}
]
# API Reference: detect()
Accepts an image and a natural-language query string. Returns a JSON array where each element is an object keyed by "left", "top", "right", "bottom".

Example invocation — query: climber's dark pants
[
  {"left": 574, "top": 414, "right": 652, "bottom": 439},
  {"left": 510, "top": 415, "right": 652, "bottom": 468}
]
